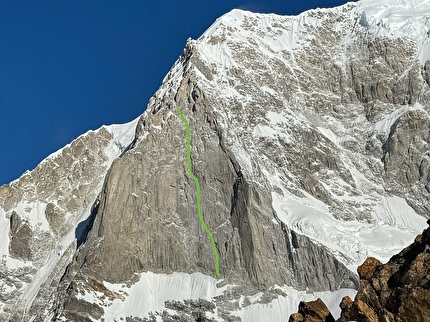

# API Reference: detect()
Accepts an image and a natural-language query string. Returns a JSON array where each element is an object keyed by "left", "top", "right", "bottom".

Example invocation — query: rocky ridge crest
[{"left": 0, "top": 121, "right": 137, "bottom": 320}]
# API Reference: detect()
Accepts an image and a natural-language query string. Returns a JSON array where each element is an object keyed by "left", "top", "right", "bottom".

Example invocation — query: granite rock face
[
  {"left": 1, "top": 0, "right": 430, "bottom": 321},
  {"left": 53, "top": 65, "right": 356, "bottom": 321},
  {"left": 9, "top": 211, "right": 34, "bottom": 261},
  {"left": 382, "top": 109, "right": 430, "bottom": 215}
]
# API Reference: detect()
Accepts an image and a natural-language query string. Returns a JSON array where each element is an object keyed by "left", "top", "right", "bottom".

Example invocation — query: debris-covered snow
[
  {"left": 101, "top": 272, "right": 228, "bottom": 320},
  {"left": 78, "top": 271, "right": 355, "bottom": 321},
  {"left": 231, "top": 286, "right": 356, "bottom": 322}
]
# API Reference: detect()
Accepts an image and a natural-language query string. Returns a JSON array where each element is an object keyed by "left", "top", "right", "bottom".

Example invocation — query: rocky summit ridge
[{"left": 1, "top": 0, "right": 430, "bottom": 321}]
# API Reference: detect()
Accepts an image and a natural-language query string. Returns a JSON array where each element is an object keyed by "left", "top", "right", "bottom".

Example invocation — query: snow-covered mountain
[
  {"left": 1, "top": 0, "right": 430, "bottom": 321},
  {"left": 0, "top": 120, "right": 138, "bottom": 320}
]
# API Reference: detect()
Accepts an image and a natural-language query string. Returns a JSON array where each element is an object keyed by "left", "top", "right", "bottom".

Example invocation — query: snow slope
[{"left": 76, "top": 271, "right": 356, "bottom": 321}]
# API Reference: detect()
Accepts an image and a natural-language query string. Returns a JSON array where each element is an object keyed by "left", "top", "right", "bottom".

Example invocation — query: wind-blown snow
[
  {"left": 358, "top": 0, "right": 430, "bottom": 63},
  {"left": 102, "top": 117, "right": 139, "bottom": 165}
]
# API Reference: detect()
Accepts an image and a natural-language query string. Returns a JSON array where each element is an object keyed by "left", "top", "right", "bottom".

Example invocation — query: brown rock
[
  {"left": 356, "top": 280, "right": 381, "bottom": 312},
  {"left": 342, "top": 223, "right": 430, "bottom": 322},
  {"left": 289, "top": 312, "right": 305, "bottom": 322},
  {"left": 340, "top": 295, "right": 353, "bottom": 310},
  {"left": 396, "top": 287, "right": 430, "bottom": 321},
  {"left": 356, "top": 299, "right": 378, "bottom": 322},
  {"left": 298, "top": 298, "right": 335, "bottom": 322},
  {"left": 357, "top": 257, "right": 382, "bottom": 280},
  {"left": 341, "top": 298, "right": 380, "bottom": 322}
]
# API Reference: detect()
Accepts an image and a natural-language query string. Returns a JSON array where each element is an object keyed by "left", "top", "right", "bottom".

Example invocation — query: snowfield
[{"left": 76, "top": 271, "right": 356, "bottom": 321}]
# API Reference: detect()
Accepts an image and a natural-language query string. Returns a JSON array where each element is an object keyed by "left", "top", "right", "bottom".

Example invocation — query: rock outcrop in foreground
[
  {"left": 341, "top": 220, "right": 430, "bottom": 322},
  {"left": 289, "top": 298, "right": 335, "bottom": 322},
  {"left": 290, "top": 220, "right": 430, "bottom": 322}
]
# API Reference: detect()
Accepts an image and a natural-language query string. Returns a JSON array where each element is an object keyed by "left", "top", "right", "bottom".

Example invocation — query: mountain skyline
[
  {"left": 1, "top": 0, "right": 429, "bottom": 319},
  {"left": 0, "top": 0, "right": 352, "bottom": 185}
]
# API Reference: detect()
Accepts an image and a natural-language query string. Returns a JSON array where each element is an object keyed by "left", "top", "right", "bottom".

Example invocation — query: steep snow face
[
  {"left": 358, "top": 0, "right": 430, "bottom": 63},
  {"left": 191, "top": 1, "right": 430, "bottom": 272},
  {"left": 0, "top": 118, "right": 138, "bottom": 320}
]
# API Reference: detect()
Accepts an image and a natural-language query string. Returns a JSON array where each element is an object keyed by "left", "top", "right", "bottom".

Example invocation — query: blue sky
[{"left": 0, "top": 0, "right": 352, "bottom": 185}]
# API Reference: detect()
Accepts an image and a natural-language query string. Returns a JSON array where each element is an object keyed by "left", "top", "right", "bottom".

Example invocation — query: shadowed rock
[{"left": 289, "top": 298, "right": 335, "bottom": 322}]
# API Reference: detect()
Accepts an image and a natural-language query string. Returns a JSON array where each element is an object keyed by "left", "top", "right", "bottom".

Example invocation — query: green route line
[{"left": 177, "top": 108, "right": 221, "bottom": 278}]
